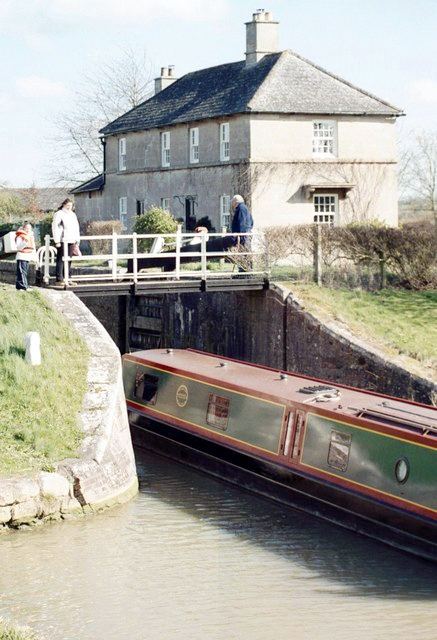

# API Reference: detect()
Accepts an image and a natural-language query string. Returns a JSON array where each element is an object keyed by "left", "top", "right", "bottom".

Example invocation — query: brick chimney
[
  {"left": 154, "top": 66, "right": 177, "bottom": 94},
  {"left": 245, "top": 10, "right": 279, "bottom": 66}
]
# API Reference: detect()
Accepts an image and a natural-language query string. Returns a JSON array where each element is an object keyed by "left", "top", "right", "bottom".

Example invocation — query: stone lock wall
[
  {"left": 0, "top": 290, "right": 138, "bottom": 530},
  {"left": 125, "top": 284, "right": 435, "bottom": 405}
]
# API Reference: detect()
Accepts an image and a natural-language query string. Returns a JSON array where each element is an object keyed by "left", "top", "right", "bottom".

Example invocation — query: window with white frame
[
  {"left": 220, "top": 195, "right": 231, "bottom": 229},
  {"left": 312, "top": 121, "right": 336, "bottom": 156},
  {"left": 119, "top": 196, "right": 128, "bottom": 229},
  {"left": 119, "top": 138, "right": 127, "bottom": 171},
  {"left": 161, "top": 197, "right": 170, "bottom": 211},
  {"left": 313, "top": 194, "right": 337, "bottom": 225},
  {"left": 189, "top": 127, "right": 199, "bottom": 163},
  {"left": 161, "top": 131, "right": 170, "bottom": 167},
  {"left": 220, "top": 122, "right": 230, "bottom": 161}
]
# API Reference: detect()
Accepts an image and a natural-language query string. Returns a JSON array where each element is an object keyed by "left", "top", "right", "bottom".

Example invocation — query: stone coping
[{"left": 0, "top": 289, "right": 138, "bottom": 530}]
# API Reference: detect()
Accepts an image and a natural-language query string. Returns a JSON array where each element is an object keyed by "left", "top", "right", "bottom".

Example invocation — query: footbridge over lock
[{"left": 38, "top": 228, "right": 269, "bottom": 297}]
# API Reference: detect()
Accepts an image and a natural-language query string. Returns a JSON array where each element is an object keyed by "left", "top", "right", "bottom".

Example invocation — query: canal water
[{"left": 1, "top": 449, "right": 436, "bottom": 640}]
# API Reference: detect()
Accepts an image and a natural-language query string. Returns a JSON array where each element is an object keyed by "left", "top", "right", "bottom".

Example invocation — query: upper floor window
[
  {"left": 312, "top": 121, "right": 336, "bottom": 156},
  {"left": 220, "top": 122, "right": 230, "bottom": 161},
  {"left": 313, "top": 194, "right": 337, "bottom": 225},
  {"left": 119, "top": 196, "right": 128, "bottom": 229},
  {"left": 161, "top": 131, "right": 170, "bottom": 167},
  {"left": 189, "top": 127, "right": 199, "bottom": 164},
  {"left": 220, "top": 195, "right": 230, "bottom": 229},
  {"left": 119, "top": 137, "right": 126, "bottom": 171}
]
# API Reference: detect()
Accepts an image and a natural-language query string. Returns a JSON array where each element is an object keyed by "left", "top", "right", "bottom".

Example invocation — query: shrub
[
  {"left": 85, "top": 219, "right": 123, "bottom": 255},
  {"left": 133, "top": 207, "right": 178, "bottom": 251}
]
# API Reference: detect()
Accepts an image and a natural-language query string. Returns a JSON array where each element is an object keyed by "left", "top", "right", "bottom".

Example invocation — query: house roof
[
  {"left": 70, "top": 173, "right": 105, "bottom": 195},
  {"left": 100, "top": 50, "right": 403, "bottom": 136}
]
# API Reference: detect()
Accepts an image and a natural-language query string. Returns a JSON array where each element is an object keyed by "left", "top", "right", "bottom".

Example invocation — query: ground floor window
[
  {"left": 161, "top": 197, "right": 170, "bottom": 211},
  {"left": 136, "top": 200, "right": 145, "bottom": 216},
  {"left": 119, "top": 196, "right": 128, "bottom": 229},
  {"left": 313, "top": 194, "right": 337, "bottom": 225},
  {"left": 220, "top": 195, "right": 231, "bottom": 229}
]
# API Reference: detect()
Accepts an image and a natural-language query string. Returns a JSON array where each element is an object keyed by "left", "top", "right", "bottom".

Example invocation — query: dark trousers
[
  {"left": 56, "top": 244, "right": 75, "bottom": 281},
  {"left": 16, "top": 260, "right": 30, "bottom": 290}
]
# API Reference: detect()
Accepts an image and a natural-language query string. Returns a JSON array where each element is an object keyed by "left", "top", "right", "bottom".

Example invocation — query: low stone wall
[{"left": 0, "top": 290, "right": 138, "bottom": 530}]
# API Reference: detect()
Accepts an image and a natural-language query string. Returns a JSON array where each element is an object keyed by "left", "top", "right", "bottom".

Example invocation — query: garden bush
[
  {"left": 84, "top": 219, "right": 123, "bottom": 255},
  {"left": 133, "top": 207, "right": 178, "bottom": 252}
]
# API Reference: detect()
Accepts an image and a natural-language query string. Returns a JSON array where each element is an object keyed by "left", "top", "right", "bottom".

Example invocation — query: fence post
[
  {"left": 112, "top": 231, "right": 118, "bottom": 282},
  {"left": 313, "top": 224, "right": 322, "bottom": 287},
  {"left": 175, "top": 224, "right": 181, "bottom": 280},
  {"left": 379, "top": 253, "right": 387, "bottom": 290},
  {"left": 201, "top": 232, "right": 207, "bottom": 280},
  {"left": 43, "top": 234, "right": 50, "bottom": 285},
  {"left": 63, "top": 237, "right": 69, "bottom": 286},
  {"left": 132, "top": 232, "right": 138, "bottom": 284}
]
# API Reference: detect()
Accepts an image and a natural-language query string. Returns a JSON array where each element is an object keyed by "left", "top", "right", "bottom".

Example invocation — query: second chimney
[
  {"left": 154, "top": 66, "right": 177, "bottom": 94},
  {"left": 245, "top": 10, "right": 279, "bottom": 66}
]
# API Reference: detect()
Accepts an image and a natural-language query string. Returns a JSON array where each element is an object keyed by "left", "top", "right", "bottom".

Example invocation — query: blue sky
[{"left": 0, "top": 0, "right": 436, "bottom": 186}]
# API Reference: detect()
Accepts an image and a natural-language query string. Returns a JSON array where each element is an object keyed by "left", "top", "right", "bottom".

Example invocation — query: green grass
[
  {"left": 278, "top": 283, "right": 437, "bottom": 376},
  {"left": 0, "top": 285, "right": 89, "bottom": 475},
  {"left": 0, "top": 619, "right": 41, "bottom": 640}
]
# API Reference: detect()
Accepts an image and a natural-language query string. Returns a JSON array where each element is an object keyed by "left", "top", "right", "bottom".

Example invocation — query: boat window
[
  {"left": 395, "top": 457, "right": 410, "bottom": 484},
  {"left": 327, "top": 430, "right": 351, "bottom": 472},
  {"left": 206, "top": 393, "right": 230, "bottom": 430},
  {"left": 134, "top": 370, "right": 159, "bottom": 405}
]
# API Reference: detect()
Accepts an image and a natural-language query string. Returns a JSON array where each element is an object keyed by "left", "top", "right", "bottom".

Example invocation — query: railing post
[
  {"left": 112, "top": 231, "right": 118, "bottom": 282},
  {"left": 201, "top": 232, "right": 207, "bottom": 280},
  {"left": 132, "top": 232, "right": 138, "bottom": 284},
  {"left": 63, "top": 237, "right": 69, "bottom": 286},
  {"left": 175, "top": 224, "right": 182, "bottom": 280},
  {"left": 43, "top": 234, "right": 50, "bottom": 285}
]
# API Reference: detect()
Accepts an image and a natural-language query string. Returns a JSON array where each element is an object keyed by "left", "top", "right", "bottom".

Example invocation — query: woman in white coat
[{"left": 52, "top": 198, "right": 80, "bottom": 283}]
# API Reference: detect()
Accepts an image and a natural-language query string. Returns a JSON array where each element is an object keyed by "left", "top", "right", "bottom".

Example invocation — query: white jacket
[{"left": 52, "top": 208, "right": 80, "bottom": 244}]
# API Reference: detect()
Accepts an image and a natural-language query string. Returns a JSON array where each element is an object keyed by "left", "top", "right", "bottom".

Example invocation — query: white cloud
[
  {"left": 409, "top": 78, "right": 437, "bottom": 105},
  {"left": 16, "top": 76, "right": 68, "bottom": 98}
]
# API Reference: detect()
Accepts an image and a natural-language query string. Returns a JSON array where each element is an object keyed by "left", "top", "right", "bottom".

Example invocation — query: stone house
[{"left": 72, "top": 10, "right": 403, "bottom": 231}]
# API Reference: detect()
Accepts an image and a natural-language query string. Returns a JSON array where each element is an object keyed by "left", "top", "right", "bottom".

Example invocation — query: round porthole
[{"left": 395, "top": 457, "right": 410, "bottom": 484}]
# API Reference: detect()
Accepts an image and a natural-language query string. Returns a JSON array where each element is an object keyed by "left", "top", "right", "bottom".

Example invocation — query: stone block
[
  {"left": 0, "top": 506, "right": 11, "bottom": 524},
  {"left": 0, "top": 484, "right": 15, "bottom": 506},
  {"left": 38, "top": 472, "right": 70, "bottom": 498},
  {"left": 11, "top": 498, "right": 39, "bottom": 523},
  {"left": 11, "top": 478, "right": 39, "bottom": 503}
]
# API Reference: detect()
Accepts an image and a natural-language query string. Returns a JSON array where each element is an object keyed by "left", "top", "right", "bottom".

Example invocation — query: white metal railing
[{"left": 40, "top": 226, "right": 269, "bottom": 286}]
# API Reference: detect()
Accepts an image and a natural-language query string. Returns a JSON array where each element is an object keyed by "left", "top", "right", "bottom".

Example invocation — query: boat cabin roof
[{"left": 127, "top": 348, "right": 437, "bottom": 438}]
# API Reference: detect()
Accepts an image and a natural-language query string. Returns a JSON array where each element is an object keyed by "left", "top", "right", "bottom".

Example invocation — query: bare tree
[
  {"left": 403, "top": 130, "right": 437, "bottom": 229},
  {"left": 52, "top": 48, "right": 154, "bottom": 185}
]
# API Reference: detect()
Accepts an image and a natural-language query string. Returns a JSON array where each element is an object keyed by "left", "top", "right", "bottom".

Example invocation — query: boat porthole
[{"left": 395, "top": 457, "right": 410, "bottom": 484}]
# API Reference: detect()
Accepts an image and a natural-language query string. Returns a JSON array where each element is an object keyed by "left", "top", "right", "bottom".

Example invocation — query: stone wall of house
[
  {"left": 75, "top": 112, "right": 399, "bottom": 230},
  {"left": 0, "top": 290, "right": 138, "bottom": 530}
]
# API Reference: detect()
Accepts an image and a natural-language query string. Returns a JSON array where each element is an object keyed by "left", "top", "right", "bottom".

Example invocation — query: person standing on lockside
[
  {"left": 15, "top": 222, "right": 36, "bottom": 291},
  {"left": 52, "top": 198, "right": 80, "bottom": 284}
]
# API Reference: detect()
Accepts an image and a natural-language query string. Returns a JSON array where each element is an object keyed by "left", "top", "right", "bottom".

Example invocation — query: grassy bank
[
  {"left": 0, "top": 285, "right": 89, "bottom": 475},
  {"left": 279, "top": 283, "right": 437, "bottom": 377},
  {"left": 0, "top": 619, "right": 40, "bottom": 640}
]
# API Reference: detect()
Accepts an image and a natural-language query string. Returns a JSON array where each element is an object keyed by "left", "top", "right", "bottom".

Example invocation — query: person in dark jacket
[{"left": 231, "top": 195, "right": 253, "bottom": 245}]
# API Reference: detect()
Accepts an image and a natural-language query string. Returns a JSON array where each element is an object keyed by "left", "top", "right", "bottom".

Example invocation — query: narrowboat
[{"left": 122, "top": 348, "right": 437, "bottom": 562}]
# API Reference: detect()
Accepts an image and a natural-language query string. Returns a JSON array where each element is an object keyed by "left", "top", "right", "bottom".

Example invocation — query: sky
[{"left": 0, "top": 0, "right": 436, "bottom": 187}]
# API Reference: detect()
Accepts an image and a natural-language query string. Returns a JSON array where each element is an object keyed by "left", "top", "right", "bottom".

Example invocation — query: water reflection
[
  {"left": 135, "top": 451, "right": 437, "bottom": 600},
  {"left": 0, "top": 448, "right": 435, "bottom": 640}
]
